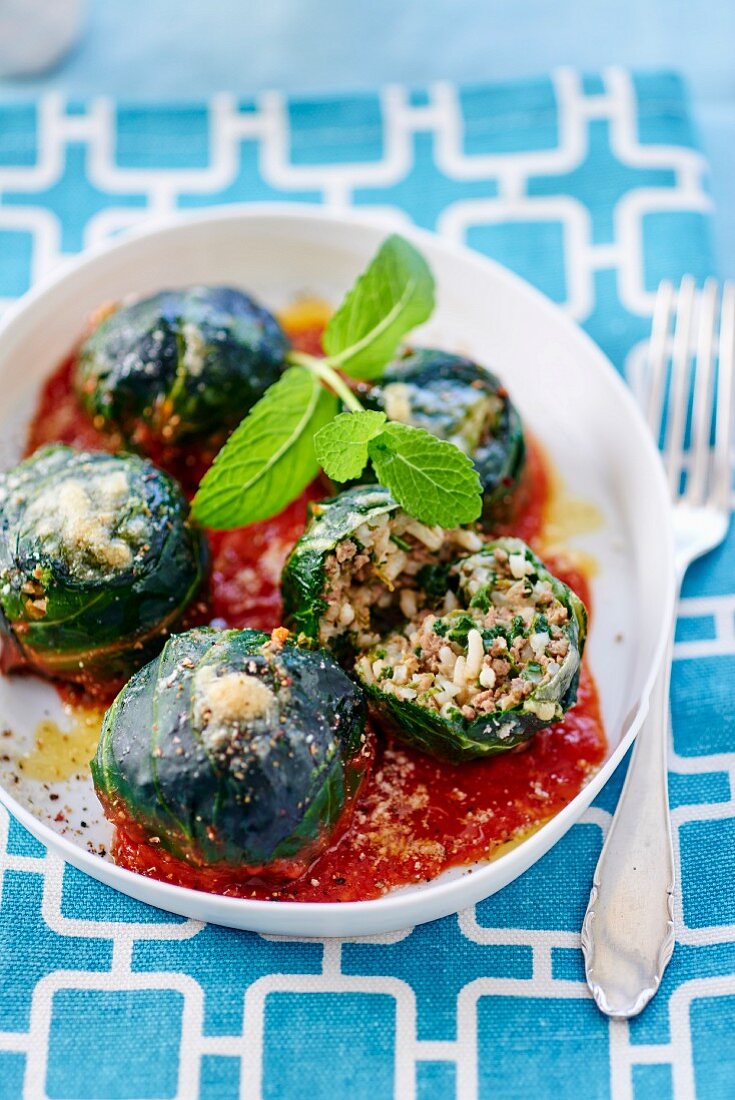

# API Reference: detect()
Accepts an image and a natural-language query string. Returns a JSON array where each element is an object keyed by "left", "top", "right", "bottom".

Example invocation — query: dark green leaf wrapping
[
  {"left": 360, "top": 349, "right": 525, "bottom": 523},
  {"left": 281, "top": 485, "right": 400, "bottom": 642},
  {"left": 91, "top": 628, "right": 369, "bottom": 868},
  {"left": 357, "top": 539, "right": 587, "bottom": 762},
  {"left": 0, "top": 445, "right": 207, "bottom": 685},
  {"left": 75, "top": 287, "right": 289, "bottom": 445}
]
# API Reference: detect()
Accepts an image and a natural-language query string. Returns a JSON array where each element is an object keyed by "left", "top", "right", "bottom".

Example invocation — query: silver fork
[{"left": 581, "top": 277, "right": 735, "bottom": 1018}]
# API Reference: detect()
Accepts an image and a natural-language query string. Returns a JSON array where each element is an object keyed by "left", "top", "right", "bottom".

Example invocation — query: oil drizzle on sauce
[
  {"left": 538, "top": 444, "right": 603, "bottom": 579},
  {"left": 278, "top": 297, "right": 332, "bottom": 335},
  {"left": 18, "top": 703, "right": 105, "bottom": 783}
]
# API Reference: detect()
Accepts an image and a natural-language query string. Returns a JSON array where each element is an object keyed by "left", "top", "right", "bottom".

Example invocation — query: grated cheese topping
[
  {"left": 181, "top": 322, "right": 208, "bottom": 377},
  {"left": 193, "top": 664, "right": 277, "bottom": 749},
  {"left": 25, "top": 469, "right": 143, "bottom": 580},
  {"left": 382, "top": 382, "right": 412, "bottom": 424}
]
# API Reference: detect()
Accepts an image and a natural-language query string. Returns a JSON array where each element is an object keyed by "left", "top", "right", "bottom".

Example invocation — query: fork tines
[{"left": 645, "top": 278, "right": 735, "bottom": 508}]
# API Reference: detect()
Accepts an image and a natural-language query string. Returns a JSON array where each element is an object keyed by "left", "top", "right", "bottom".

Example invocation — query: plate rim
[{"left": 0, "top": 202, "right": 676, "bottom": 932}]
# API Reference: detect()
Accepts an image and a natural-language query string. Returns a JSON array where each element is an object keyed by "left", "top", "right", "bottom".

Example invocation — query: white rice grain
[
  {"left": 453, "top": 529, "right": 483, "bottom": 552},
  {"left": 436, "top": 676, "right": 461, "bottom": 698},
  {"left": 405, "top": 521, "right": 444, "bottom": 551},
  {"left": 439, "top": 645, "right": 456, "bottom": 671},
  {"left": 465, "top": 629, "right": 485, "bottom": 679},
  {"left": 339, "top": 602, "right": 356, "bottom": 626},
  {"left": 400, "top": 588, "right": 418, "bottom": 619},
  {"left": 529, "top": 631, "right": 550, "bottom": 656},
  {"left": 509, "top": 553, "right": 534, "bottom": 579},
  {"left": 479, "top": 665, "right": 497, "bottom": 689},
  {"left": 383, "top": 550, "right": 407, "bottom": 582}
]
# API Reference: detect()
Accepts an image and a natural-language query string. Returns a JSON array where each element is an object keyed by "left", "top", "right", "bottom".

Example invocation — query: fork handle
[{"left": 581, "top": 638, "right": 676, "bottom": 1018}]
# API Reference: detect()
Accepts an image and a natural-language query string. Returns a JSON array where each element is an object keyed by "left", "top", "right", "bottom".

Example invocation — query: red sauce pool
[{"left": 22, "top": 312, "right": 606, "bottom": 902}]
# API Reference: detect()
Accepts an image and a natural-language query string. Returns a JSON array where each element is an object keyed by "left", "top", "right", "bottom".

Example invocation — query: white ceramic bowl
[{"left": 0, "top": 205, "right": 674, "bottom": 936}]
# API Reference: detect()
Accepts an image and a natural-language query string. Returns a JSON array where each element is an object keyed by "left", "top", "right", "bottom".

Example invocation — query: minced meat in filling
[
  {"left": 355, "top": 543, "right": 572, "bottom": 726},
  {"left": 318, "top": 512, "right": 483, "bottom": 650}
]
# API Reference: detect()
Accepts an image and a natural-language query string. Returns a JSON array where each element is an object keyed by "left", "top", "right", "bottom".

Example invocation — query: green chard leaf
[
  {"left": 191, "top": 366, "right": 337, "bottom": 529},
  {"left": 323, "top": 234, "right": 435, "bottom": 381},
  {"left": 314, "top": 410, "right": 386, "bottom": 482},
  {"left": 368, "top": 422, "right": 482, "bottom": 528}
]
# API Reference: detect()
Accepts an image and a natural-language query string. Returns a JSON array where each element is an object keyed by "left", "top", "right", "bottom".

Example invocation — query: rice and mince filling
[
  {"left": 355, "top": 544, "right": 572, "bottom": 727},
  {"left": 282, "top": 485, "right": 586, "bottom": 761},
  {"left": 318, "top": 511, "right": 483, "bottom": 651},
  {"left": 316, "top": 510, "right": 578, "bottom": 731}
]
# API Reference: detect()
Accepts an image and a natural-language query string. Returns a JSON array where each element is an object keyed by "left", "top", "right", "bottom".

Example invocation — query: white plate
[{"left": 0, "top": 205, "right": 674, "bottom": 936}]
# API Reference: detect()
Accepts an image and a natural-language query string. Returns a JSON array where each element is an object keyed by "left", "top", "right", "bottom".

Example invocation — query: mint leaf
[
  {"left": 368, "top": 422, "right": 482, "bottom": 527},
  {"left": 191, "top": 367, "right": 337, "bottom": 529},
  {"left": 314, "top": 410, "right": 387, "bottom": 482},
  {"left": 323, "top": 234, "right": 435, "bottom": 381}
]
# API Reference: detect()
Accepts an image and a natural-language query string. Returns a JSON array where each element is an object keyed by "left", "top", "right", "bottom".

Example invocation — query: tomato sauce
[{"left": 21, "top": 311, "right": 606, "bottom": 902}]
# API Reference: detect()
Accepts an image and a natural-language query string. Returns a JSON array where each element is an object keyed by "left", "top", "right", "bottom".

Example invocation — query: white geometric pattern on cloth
[{"left": 0, "top": 67, "right": 731, "bottom": 1100}]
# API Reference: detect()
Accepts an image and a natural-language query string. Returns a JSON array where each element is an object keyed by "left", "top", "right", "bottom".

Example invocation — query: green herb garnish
[
  {"left": 367, "top": 421, "right": 480, "bottom": 528},
  {"left": 192, "top": 367, "right": 337, "bottom": 529},
  {"left": 322, "top": 234, "right": 435, "bottom": 380},
  {"left": 312, "top": 410, "right": 386, "bottom": 482},
  {"left": 192, "top": 234, "right": 482, "bottom": 530}
]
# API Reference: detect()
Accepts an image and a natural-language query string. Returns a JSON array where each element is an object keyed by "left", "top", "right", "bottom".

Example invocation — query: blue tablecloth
[{"left": 0, "top": 70, "right": 732, "bottom": 1100}]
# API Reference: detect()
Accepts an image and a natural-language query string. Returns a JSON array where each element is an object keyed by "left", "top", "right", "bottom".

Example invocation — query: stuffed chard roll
[
  {"left": 282, "top": 488, "right": 586, "bottom": 761},
  {"left": 92, "top": 628, "right": 373, "bottom": 878},
  {"left": 355, "top": 539, "right": 587, "bottom": 761},
  {"left": 0, "top": 445, "right": 206, "bottom": 687},
  {"left": 360, "top": 349, "right": 525, "bottom": 522},
  {"left": 281, "top": 485, "right": 481, "bottom": 657},
  {"left": 75, "top": 286, "right": 289, "bottom": 446}
]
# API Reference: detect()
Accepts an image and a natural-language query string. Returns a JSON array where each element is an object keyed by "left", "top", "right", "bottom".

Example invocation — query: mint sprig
[
  {"left": 314, "top": 413, "right": 482, "bottom": 527},
  {"left": 367, "top": 422, "right": 481, "bottom": 527},
  {"left": 191, "top": 367, "right": 337, "bottom": 528},
  {"left": 191, "top": 235, "right": 483, "bottom": 531},
  {"left": 323, "top": 234, "right": 434, "bottom": 381},
  {"left": 313, "top": 410, "right": 386, "bottom": 482}
]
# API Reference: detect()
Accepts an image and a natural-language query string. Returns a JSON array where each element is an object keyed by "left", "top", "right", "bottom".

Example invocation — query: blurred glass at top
[{"left": 0, "top": 0, "right": 86, "bottom": 78}]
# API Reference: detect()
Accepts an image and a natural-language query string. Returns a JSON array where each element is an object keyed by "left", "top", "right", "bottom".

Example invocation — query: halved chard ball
[
  {"left": 0, "top": 445, "right": 207, "bottom": 688},
  {"left": 355, "top": 539, "right": 587, "bottom": 761},
  {"left": 281, "top": 484, "right": 483, "bottom": 659},
  {"left": 359, "top": 349, "right": 525, "bottom": 523},
  {"left": 92, "top": 627, "right": 373, "bottom": 878},
  {"left": 75, "top": 286, "right": 289, "bottom": 446}
]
